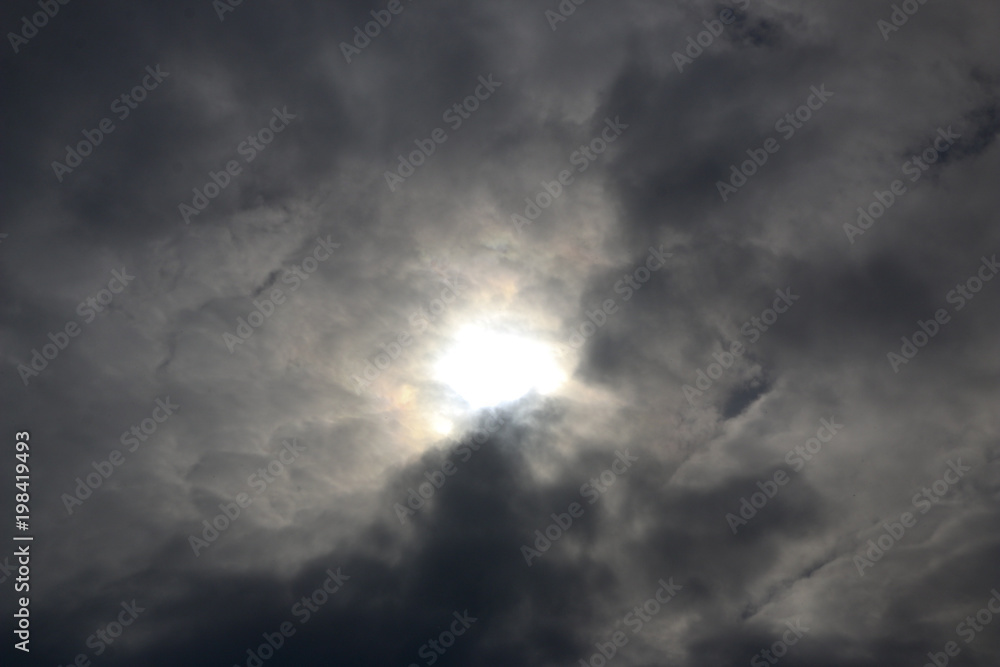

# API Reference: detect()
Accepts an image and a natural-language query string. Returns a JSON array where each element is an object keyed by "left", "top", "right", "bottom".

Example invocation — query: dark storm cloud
[{"left": 2, "top": 0, "right": 999, "bottom": 666}]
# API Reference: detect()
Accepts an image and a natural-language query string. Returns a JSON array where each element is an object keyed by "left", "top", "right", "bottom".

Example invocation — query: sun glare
[{"left": 436, "top": 327, "right": 565, "bottom": 409}]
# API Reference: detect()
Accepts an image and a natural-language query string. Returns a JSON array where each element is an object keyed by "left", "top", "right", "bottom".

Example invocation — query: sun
[{"left": 435, "top": 327, "right": 566, "bottom": 410}]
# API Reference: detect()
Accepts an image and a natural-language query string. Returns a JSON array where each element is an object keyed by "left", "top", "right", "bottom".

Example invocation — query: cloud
[{"left": 2, "top": 0, "right": 999, "bottom": 665}]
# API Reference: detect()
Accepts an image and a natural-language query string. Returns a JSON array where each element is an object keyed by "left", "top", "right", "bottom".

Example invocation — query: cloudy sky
[{"left": 2, "top": 0, "right": 1000, "bottom": 665}]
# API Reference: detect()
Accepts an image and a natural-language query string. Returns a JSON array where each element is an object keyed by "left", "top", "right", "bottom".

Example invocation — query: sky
[{"left": 2, "top": 0, "right": 1000, "bottom": 666}]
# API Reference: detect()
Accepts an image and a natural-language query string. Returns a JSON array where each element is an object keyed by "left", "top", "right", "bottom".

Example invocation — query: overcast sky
[{"left": 2, "top": 0, "right": 1000, "bottom": 666}]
